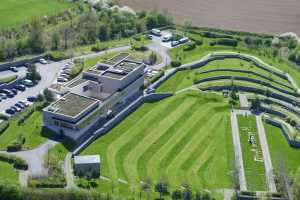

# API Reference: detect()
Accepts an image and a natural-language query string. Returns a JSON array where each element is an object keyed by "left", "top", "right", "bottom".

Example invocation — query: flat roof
[
  {"left": 74, "top": 155, "right": 100, "bottom": 164},
  {"left": 47, "top": 93, "right": 99, "bottom": 117},
  {"left": 102, "top": 60, "right": 141, "bottom": 79}
]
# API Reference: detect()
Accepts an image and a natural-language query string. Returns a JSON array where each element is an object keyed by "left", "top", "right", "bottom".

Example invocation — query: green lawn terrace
[
  {"left": 81, "top": 91, "right": 234, "bottom": 191},
  {"left": 0, "top": 0, "right": 73, "bottom": 28},
  {"left": 168, "top": 29, "right": 300, "bottom": 88},
  {"left": 0, "top": 161, "right": 19, "bottom": 185},
  {"left": 157, "top": 58, "right": 298, "bottom": 99},
  {"left": 237, "top": 115, "right": 267, "bottom": 191},
  {"left": 264, "top": 123, "right": 300, "bottom": 176}
]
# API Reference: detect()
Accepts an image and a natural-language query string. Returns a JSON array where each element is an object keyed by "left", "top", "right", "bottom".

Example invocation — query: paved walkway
[
  {"left": 256, "top": 115, "right": 277, "bottom": 192},
  {"left": 65, "top": 152, "right": 76, "bottom": 189},
  {"left": 230, "top": 110, "right": 247, "bottom": 191}
]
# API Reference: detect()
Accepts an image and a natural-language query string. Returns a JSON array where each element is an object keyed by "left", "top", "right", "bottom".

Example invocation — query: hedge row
[
  {"left": 0, "top": 153, "right": 28, "bottom": 170},
  {"left": 0, "top": 121, "right": 9, "bottom": 135}
]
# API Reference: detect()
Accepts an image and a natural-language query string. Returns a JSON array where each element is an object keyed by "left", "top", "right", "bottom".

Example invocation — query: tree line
[{"left": 0, "top": 2, "right": 172, "bottom": 62}]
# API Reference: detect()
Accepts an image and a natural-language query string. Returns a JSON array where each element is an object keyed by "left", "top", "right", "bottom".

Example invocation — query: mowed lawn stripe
[
  {"left": 123, "top": 98, "right": 197, "bottom": 184},
  {"left": 185, "top": 116, "right": 230, "bottom": 188},
  {"left": 196, "top": 115, "right": 233, "bottom": 189},
  {"left": 107, "top": 96, "right": 182, "bottom": 180},
  {"left": 81, "top": 104, "right": 153, "bottom": 176},
  {"left": 143, "top": 103, "right": 215, "bottom": 181},
  {"left": 166, "top": 115, "right": 222, "bottom": 187}
]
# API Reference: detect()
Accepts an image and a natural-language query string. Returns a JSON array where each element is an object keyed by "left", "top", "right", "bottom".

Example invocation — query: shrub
[
  {"left": 91, "top": 41, "right": 108, "bottom": 52},
  {"left": 7, "top": 134, "right": 25, "bottom": 152},
  {"left": 0, "top": 121, "right": 9, "bottom": 135},
  {"left": 171, "top": 60, "right": 182, "bottom": 67},
  {"left": 0, "top": 114, "right": 9, "bottom": 121},
  {"left": 49, "top": 51, "right": 73, "bottom": 61},
  {"left": 183, "top": 41, "right": 196, "bottom": 51},
  {"left": 201, "top": 31, "right": 234, "bottom": 39},
  {"left": 132, "top": 44, "right": 148, "bottom": 51},
  {"left": 210, "top": 38, "right": 238, "bottom": 47},
  {"left": 0, "top": 153, "right": 28, "bottom": 170}
]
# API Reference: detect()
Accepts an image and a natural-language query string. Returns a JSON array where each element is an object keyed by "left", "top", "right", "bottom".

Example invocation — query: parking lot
[{"left": 0, "top": 60, "right": 65, "bottom": 115}]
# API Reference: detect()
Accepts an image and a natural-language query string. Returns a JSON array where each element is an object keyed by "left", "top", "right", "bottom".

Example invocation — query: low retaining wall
[
  {"left": 264, "top": 118, "right": 300, "bottom": 148},
  {"left": 200, "top": 85, "right": 300, "bottom": 106},
  {"left": 194, "top": 75, "right": 298, "bottom": 97},
  {"left": 198, "top": 68, "right": 294, "bottom": 91},
  {"left": 144, "top": 92, "right": 173, "bottom": 102},
  {"left": 0, "top": 55, "right": 45, "bottom": 71}
]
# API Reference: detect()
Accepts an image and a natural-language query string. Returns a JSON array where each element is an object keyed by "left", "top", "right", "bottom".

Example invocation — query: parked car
[
  {"left": 10, "top": 106, "right": 20, "bottom": 112},
  {"left": 179, "top": 37, "right": 189, "bottom": 44},
  {"left": 15, "top": 103, "right": 25, "bottom": 109},
  {"left": 18, "top": 101, "right": 29, "bottom": 107},
  {"left": 5, "top": 108, "right": 15, "bottom": 115},
  {"left": 27, "top": 96, "right": 37, "bottom": 102},
  {"left": 60, "top": 73, "right": 70, "bottom": 79},
  {"left": 11, "top": 88, "right": 18, "bottom": 95},
  {"left": 145, "top": 34, "right": 153, "bottom": 39},
  {"left": 6, "top": 92, "right": 14, "bottom": 98},
  {"left": 15, "top": 84, "right": 26, "bottom": 91},
  {"left": 57, "top": 77, "right": 68, "bottom": 82},
  {"left": 162, "top": 34, "right": 173, "bottom": 42},
  {"left": 22, "top": 79, "right": 34, "bottom": 87},
  {"left": 151, "top": 29, "right": 161, "bottom": 36},
  {"left": 0, "top": 93, "right": 7, "bottom": 100},
  {"left": 171, "top": 41, "right": 180, "bottom": 47},
  {"left": 63, "top": 69, "right": 72, "bottom": 75},
  {"left": 39, "top": 58, "right": 47, "bottom": 64},
  {"left": 9, "top": 67, "right": 18, "bottom": 72}
]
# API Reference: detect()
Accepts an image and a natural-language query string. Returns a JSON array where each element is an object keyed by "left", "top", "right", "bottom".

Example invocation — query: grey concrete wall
[{"left": 144, "top": 92, "right": 173, "bottom": 102}]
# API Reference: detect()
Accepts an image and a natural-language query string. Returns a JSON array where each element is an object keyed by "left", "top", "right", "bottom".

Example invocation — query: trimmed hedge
[
  {"left": 171, "top": 60, "right": 182, "bottom": 67},
  {"left": 210, "top": 39, "right": 238, "bottom": 47},
  {"left": 0, "top": 121, "right": 9, "bottom": 135},
  {"left": 7, "top": 134, "right": 25, "bottom": 152},
  {"left": 0, "top": 153, "right": 28, "bottom": 170}
]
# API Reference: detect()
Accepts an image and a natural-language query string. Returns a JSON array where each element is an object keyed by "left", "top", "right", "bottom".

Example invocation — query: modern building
[
  {"left": 43, "top": 53, "right": 145, "bottom": 140},
  {"left": 74, "top": 155, "right": 101, "bottom": 177}
]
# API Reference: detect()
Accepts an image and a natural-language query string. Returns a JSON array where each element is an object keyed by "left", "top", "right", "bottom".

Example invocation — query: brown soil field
[{"left": 120, "top": 0, "right": 300, "bottom": 36}]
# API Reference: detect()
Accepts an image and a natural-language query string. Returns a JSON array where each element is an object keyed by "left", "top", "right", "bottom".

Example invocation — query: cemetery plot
[{"left": 237, "top": 114, "right": 266, "bottom": 191}]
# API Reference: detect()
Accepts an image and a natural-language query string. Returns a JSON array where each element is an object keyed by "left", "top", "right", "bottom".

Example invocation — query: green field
[
  {"left": 0, "top": 161, "right": 19, "bottom": 185},
  {"left": 0, "top": 0, "right": 72, "bottom": 28},
  {"left": 264, "top": 123, "right": 300, "bottom": 175},
  {"left": 237, "top": 115, "right": 266, "bottom": 191},
  {"left": 81, "top": 91, "right": 234, "bottom": 192},
  {"left": 0, "top": 111, "right": 48, "bottom": 150}
]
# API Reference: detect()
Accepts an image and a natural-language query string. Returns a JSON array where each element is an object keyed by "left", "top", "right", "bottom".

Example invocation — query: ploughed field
[
  {"left": 81, "top": 91, "right": 234, "bottom": 190},
  {"left": 120, "top": 0, "right": 300, "bottom": 35},
  {"left": 0, "top": 0, "right": 72, "bottom": 28}
]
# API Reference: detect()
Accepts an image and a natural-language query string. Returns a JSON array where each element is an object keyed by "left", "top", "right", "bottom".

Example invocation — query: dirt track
[{"left": 120, "top": 0, "right": 300, "bottom": 36}]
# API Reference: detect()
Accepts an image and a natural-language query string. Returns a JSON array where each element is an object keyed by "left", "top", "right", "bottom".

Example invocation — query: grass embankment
[
  {"left": 264, "top": 124, "right": 300, "bottom": 175},
  {"left": 0, "top": 0, "right": 72, "bottom": 28},
  {"left": 237, "top": 115, "right": 266, "bottom": 191},
  {"left": 157, "top": 58, "right": 295, "bottom": 94},
  {"left": 81, "top": 91, "right": 234, "bottom": 196},
  {"left": 0, "top": 75, "right": 17, "bottom": 84},
  {"left": 0, "top": 110, "right": 49, "bottom": 150},
  {"left": 0, "top": 161, "right": 19, "bottom": 185},
  {"left": 168, "top": 29, "right": 300, "bottom": 88}
]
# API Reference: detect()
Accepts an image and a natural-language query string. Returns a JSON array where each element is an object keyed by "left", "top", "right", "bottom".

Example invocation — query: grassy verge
[
  {"left": 0, "top": 75, "right": 17, "bottom": 84},
  {"left": 237, "top": 115, "right": 266, "bottom": 191},
  {"left": 0, "top": 161, "right": 19, "bottom": 185}
]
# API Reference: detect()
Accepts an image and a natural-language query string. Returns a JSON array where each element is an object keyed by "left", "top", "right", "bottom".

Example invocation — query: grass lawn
[
  {"left": 0, "top": 0, "right": 72, "bottom": 28},
  {"left": 168, "top": 31, "right": 300, "bottom": 88},
  {"left": 0, "top": 111, "right": 49, "bottom": 150},
  {"left": 264, "top": 123, "right": 300, "bottom": 175},
  {"left": 0, "top": 161, "right": 19, "bottom": 185},
  {"left": 81, "top": 90, "right": 234, "bottom": 194},
  {"left": 237, "top": 115, "right": 266, "bottom": 191}
]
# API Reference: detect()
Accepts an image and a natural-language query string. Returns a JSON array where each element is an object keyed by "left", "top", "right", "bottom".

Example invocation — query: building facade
[{"left": 43, "top": 53, "right": 145, "bottom": 140}]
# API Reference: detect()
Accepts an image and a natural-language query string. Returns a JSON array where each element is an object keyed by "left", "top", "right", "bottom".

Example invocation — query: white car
[
  {"left": 0, "top": 93, "right": 7, "bottom": 100},
  {"left": 39, "top": 58, "right": 47, "bottom": 64}
]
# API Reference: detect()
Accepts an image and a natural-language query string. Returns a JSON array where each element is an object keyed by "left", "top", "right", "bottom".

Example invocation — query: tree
[
  {"left": 51, "top": 31, "right": 60, "bottom": 50},
  {"left": 26, "top": 64, "right": 41, "bottom": 84},
  {"left": 27, "top": 18, "right": 45, "bottom": 53},
  {"left": 149, "top": 51, "right": 157, "bottom": 65},
  {"left": 172, "top": 190, "right": 182, "bottom": 200},
  {"left": 194, "top": 191, "right": 202, "bottom": 200},
  {"left": 155, "top": 181, "right": 169, "bottom": 199},
  {"left": 182, "top": 185, "right": 193, "bottom": 200},
  {"left": 43, "top": 88, "right": 55, "bottom": 103}
]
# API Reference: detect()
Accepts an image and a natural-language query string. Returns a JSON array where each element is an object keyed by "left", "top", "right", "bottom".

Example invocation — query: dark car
[
  {"left": 11, "top": 88, "right": 18, "bottom": 95},
  {"left": 27, "top": 96, "right": 37, "bottom": 102},
  {"left": 18, "top": 101, "right": 29, "bottom": 107},
  {"left": 6, "top": 92, "right": 14, "bottom": 98},
  {"left": 10, "top": 106, "right": 18, "bottom": 112},
  {"left": 15, "top": 103, "right": 25, "bottom": 109},
  {"left": 5, "top": 108, "right": 15, "bottom": 115},
  {"left": 15, "top": 84, "right": 26, "bottom": 91}
]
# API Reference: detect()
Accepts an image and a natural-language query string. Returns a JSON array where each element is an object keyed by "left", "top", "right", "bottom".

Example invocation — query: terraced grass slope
[
  {"left": 0, "top": 161, "right": 19, "bottom": 185},
  {"left": 81, "top": 91, "right": 234, "bottom": 191},
  {"left": 237, "top": 115, "right": 266, "bottom": 191},
  {"left": 157, "top": 58, "right": 295, "bottom": 94},
  {"left": 0, "top": 0, "right": 72, "bottom": 28},
  {"left": 264, "top": 123, "right": 300, "bottom": 175}
]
